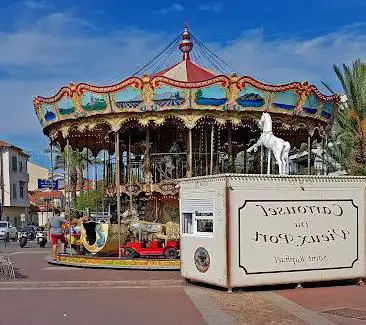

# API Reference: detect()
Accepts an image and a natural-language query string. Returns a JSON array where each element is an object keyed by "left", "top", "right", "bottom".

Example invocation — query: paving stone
[{"left": 207, "top": 289, "right": 308, "bottom": 325}]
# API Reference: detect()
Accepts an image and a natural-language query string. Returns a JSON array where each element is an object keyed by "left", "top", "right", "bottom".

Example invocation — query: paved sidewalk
[
  {"left": 208, "top": 289, "right": 308, "bottom": 325},
  {"left": 279, "top": 285, "right": 366, "bottom": 325}
]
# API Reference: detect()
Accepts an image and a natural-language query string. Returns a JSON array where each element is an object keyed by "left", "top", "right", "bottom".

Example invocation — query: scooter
[
  {"left": 36, "top": 231, "right": 47, "bottom": 248},
  {"left": 18, "top": 231, "right": 27, "bottom": 248}
]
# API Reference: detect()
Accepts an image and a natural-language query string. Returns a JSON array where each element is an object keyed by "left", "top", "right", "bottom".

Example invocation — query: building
[
  {"left": 29, "top": 190, "right": 65, "bottom": 211},
  {"left": 27, "top": 161, "right": 49, "bottom": 191},
  {"left": 29, "top": 190, "right": 65, "bottom": 226},
  {"left": 0, "top": 140, "right": 30, "bottom": 227}
]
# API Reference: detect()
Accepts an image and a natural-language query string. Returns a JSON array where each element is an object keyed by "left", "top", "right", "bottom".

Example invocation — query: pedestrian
[
  {"left": 109, "top": 211, "right": 118, "bottom": 224},
  {"left": 48, "top": 208, "right": 67, "bottom": 261}
]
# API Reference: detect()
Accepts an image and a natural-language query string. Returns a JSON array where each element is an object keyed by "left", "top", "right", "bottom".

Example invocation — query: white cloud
[
  {"left": 2, "top": 12, "right": 366, "bottom": 154},
  {"left": 156, "top": 3, "right": 184, "bottom": 14},
  {"left": 215, "top": 26, "right": 366, "bottom": 88},
  {"left": 23, "top": 0, "right": 49, "bottom": 9},
  {"left": 199, "top": 2, "right": 223, "bottom": 12},
  {"left": 0, "top": 13, "right": 168, "bottom": 80}
]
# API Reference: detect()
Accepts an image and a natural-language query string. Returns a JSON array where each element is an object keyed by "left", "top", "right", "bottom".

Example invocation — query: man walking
[{"left": 49, "top": 209, "right": 67, "bottom": 260}]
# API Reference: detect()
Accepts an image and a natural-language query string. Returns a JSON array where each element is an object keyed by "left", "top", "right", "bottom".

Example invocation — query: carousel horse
[
  {"left": 121, "top": 208, "right": 139, "bottom": 221},
  {"left": 152, "top": 142, "right": 181, "bottom": 179},
  {"left": 247, "top": 112, "right": 290, "bottom": 175}
]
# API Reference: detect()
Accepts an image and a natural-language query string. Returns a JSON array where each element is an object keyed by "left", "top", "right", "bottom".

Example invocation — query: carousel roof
[
  {"left": 32, "top": 24, "right": 341, "bottom": 152},
  {"left": 152, "top": 59, "right": 216, "bottom": 82}
]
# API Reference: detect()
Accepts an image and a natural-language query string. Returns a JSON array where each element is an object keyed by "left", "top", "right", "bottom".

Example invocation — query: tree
[
  {"left": 74, "top": 186, "right": 104, "bottom": 212},
  {"left": 323, "top": 59, "right": 366, "bottom": 175},
  {"left": 54, "top": 147, "right": 96, "bottom": 207}
]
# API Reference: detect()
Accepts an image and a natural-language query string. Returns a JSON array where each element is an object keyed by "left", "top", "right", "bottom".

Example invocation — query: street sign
[{"left": 37, "top": 179, "right": 58, "bottom": 190}]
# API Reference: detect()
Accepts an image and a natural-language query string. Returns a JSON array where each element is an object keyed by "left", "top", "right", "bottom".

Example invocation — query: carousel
[{"left": 33, "top": 24, "right": 340, "bottom": 269}]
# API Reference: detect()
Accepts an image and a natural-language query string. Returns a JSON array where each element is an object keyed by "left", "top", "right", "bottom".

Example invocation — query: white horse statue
[{"left": 247, "top": 112, "right": 290, "bottom": 175}]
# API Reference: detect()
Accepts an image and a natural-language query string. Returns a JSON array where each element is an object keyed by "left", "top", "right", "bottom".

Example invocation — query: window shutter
[{"left": 180, "top": 193, "right": 214, "bottom": 213}]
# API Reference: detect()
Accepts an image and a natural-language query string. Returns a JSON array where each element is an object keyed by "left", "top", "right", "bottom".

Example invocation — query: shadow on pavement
[{"left": 187, "top": 278, "right": 362, "bottom": 292}]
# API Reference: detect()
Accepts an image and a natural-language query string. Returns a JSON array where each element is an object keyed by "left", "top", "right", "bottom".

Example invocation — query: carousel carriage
[{"left": 33, "top": 24, "right": 340, "bottom": 257}]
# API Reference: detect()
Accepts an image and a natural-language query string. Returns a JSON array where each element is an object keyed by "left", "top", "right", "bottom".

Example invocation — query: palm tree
[
  {"left": 323, "top": 59, "right": 366, "bottom": 175},
  {"left": 54, "top": 147, "right": 95, "bottom": 207}
]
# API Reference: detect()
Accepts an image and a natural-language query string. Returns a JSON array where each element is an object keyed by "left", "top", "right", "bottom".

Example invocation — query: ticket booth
[{"left": 179, "top": 174, "right": 366, "bottom": 290}]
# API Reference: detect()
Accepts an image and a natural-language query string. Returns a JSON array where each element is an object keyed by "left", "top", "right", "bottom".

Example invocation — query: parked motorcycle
[
  {"left": 18, "top": 231, "right": 27, "bottom": 248},
  {"left": 36, "top": 230, "right": 47, "bottom": 248}
]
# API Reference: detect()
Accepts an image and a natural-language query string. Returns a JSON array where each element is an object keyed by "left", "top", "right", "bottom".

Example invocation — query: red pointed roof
[{"left": 152, "top": 59, "right": 216, "bottom": 82}]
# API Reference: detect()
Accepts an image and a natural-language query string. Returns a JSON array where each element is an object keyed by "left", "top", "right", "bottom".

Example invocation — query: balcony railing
[
  {"left": 151, "top": 152, "right": 187, "bottom": 182},
  {"left": 106, "top": 149, "right": 344, "bottom": 188}
]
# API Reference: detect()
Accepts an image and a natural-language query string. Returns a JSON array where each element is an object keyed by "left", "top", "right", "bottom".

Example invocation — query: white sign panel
[{"left": 239, "top": 200, "right": 359, "bottom": 274}]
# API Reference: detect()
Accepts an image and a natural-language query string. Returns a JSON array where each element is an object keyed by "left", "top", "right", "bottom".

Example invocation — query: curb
[
  {"left": 48, "top": 259, "right": 180, "bottom": 271},
  {"left": 184, "top": 286, "right": 236, "bottom": 325}
]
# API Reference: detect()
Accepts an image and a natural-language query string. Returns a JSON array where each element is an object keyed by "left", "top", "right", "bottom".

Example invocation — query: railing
[
  {"left": 105, "top": 149, "right": 345, "bottom": 188},
  {"left": 121, "top": 160, "right": 145, "bottom": 183},
  {"left": 108, "top": 153, "right": 188, "bottom": 184},
  {"left": 151, "top": 152, "right": 187, "bottom": 182},
  {"left": 192, "top": 151, "right": 254, "bottom": 176}
]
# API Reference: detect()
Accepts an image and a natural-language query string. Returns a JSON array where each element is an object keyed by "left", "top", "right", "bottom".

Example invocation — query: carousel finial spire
[{"left": 179, "top": 23, "right": 193, "bottom": 61}]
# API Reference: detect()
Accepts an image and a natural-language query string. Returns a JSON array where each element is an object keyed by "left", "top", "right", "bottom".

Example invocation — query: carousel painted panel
[
  {"left": 321, "top": 101, "right": 334, "bottom": 120},
  {"left": 57, "top": 96, "right": 76, "bottom": 117},
  {"left": 112, "top": 85, "right": 143, "bottom": 112},
  {"left": 79, "top": 91, "right": 109, "bottom": 114},
  {"left": 271, "top": 90, "right": 298, "bottom": 112},
  {"left": 193, "top": 84, "right": 227, "bottom": 110},
  {"left": 303, "top": 94, "right": 320, "bottom": 115},
  {"left": 152, "top": 85, "right": 187, "bottom": 111},
  {"left": 236, "top": 86, "right": 266, "bottom": 110},
  {"left": 41, "top": 103, "right": 57, "bottom": 125}
]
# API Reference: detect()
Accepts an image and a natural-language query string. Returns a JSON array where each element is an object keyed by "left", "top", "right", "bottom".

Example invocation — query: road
[
  {"left": 1, "top": 243, "right": 366, "bottom": 325},
  {"left": 0, "top": 244, "right": 208, "bottom": 325}
]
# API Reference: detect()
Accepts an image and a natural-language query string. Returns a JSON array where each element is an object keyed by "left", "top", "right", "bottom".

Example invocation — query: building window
[
  {"left": 19, "top": 182, "right": 25, "bottom": 199},
  {"left": 182, "top": 213, "right": 193, "bottom": 234},
  {"left": 12, "top": 156, "right": 17, "bottom": 172},
  {"left": 12, "top": 184, "right": 17, "bottom": 199},
  {"left": 19, "top": 161, "right": 23, "bottom": 172}
]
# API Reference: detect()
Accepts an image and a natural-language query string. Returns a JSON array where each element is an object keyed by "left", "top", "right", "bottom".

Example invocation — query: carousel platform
[{"left": 48, "top": 254, "right": 181, "bottom": 270}]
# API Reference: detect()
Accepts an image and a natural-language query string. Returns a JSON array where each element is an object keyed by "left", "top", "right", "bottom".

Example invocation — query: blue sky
[{"left": 1, "top": 0, "right": 366, "bottom": 167}]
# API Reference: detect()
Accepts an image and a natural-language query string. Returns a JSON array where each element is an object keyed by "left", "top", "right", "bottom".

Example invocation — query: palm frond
[{"left": 332, "top": 59, "right": 366, "bottom": 172}]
